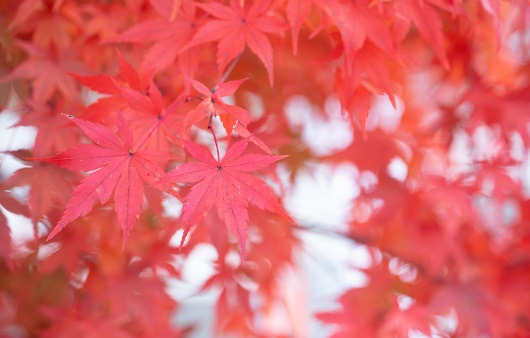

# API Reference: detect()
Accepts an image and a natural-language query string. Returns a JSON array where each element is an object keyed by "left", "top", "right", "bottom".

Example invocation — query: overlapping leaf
[
  {"left": 108, "top": 1, "right": 198, "bottom": 73},
  {"left": 1, "top": 42, "right": 87, "bottom": 103},
  {"left": 185, "top": 77, "right": 272, "bottom": 153},
  {"left": 46, "top": 114, "right": 169, "bottom": 246},
  {"left": 185, "top": 0, "right": 285, "bottom": 85},
  {"left": 185, "top": 77, "right": 251, "bottom": 137},
  {"left": 158, "top": 137, "right": 293, "bottom": 257}
]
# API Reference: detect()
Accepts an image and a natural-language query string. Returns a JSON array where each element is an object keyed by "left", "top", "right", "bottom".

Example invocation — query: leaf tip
[
  {"left": 46, "top": 223, "right": 64, "bottom": 241},
  {"left": 239, "top": 239, "right": 248, "bottom": 262},
  {"left": 121, "top": 227, "right": 132, "bottom": 252},
  {"left": 240, "top": 249, "right": 247, "bottom": 265},
  {"left": 179, "top": 226, "right": 192, "bottom": 252}
]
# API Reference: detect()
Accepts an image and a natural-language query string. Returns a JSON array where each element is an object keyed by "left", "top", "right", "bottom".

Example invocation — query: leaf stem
[
  {"left": 217, "top": 53, "right": 242, "bottom": 90},
  {"left": 208, "top": 114, "right": 221, "bottom": 162}
]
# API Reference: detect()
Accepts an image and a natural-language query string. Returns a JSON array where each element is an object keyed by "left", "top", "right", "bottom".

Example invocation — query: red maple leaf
[
  {"left": 185, "top": 0, "right": 285, "bottom": 86},
  {"left": 14, "top": 99, "right": 83, "bottom": 157},
  {"left": 8, "top": 0, "right": 82, "bottom": 50},
  {"left": 6, "top": 162, "right": 78, "bottom": 229},
  {"left": 72, "top": 53, "right": 185, "bottom": 152},
  {"left": 393, "top": 0, "right": 449, "bottom": 68},
  {"left": 108, "top": 0, "right": 198, "bottom": 73},
  {"left": 71, "top": 50, "right": 150, "bottom": 97},
  {"left": 286, "top": 0, "right": 313, "bottom": 54},
  {"left": 318, "top": 0, "right": 394, "bottom": 56},
  {"left": 45, "top": 113, "right": 169, "bottom": 247},
  {"left": 185, "top": 77, "right": 252, "bottom": 138},
  {"left": 158, "top": 137, "right": 293, "bottom": 257},
  {"left": 2, "top": 41, "right": 87, "bottom": 103},
  {"left": 184, "top": 77, "right": 272, "bottom": 154}
]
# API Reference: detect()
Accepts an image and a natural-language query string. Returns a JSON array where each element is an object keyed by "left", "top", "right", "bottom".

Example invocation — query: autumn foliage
[{"left": 0, "top": 0, "right": 529, "bottom": 336}]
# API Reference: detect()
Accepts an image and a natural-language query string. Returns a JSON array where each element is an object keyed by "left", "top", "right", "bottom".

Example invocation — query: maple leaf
[
  {"left": 45, "top": 114, "right": 169, "bottom": 247},
  {"left": 8, "top": 0, "right": 82, "bottom": 50},
  {"left": 6, "top": 162, "right": 78, "bottom": 230},
  {"left": 334, "top": 42, "right": 397, "bottom": 133},
  {"left": 72, "top": 52, "right": 185, "bottom": 154},
  {"left": 184, "top": 77, "right": 272, "bottom": 153},
  {"left": 431, "top": 282, "right": 516, "bottom": 336},
  {"left": 393, "top": 0, "right": 449, "bottom": 68},
  {"left": 8, "top": 0, "right": 44, "bottom": 32},
  {"left": 1, "top": 42, "right": 88, "bottom": 103},
  {"left": 70, "top": 51, "right": 152, "bottom": 124},
  {"left": 378, "top": 302, "right": 432, "bottom": 337},
  {"left": 317, "top": 0, "right": 394, "bottom": 56},
  {"left": 82, "top": 2, "right": 133, "bottom": 41},
  {"left": 108, "top": 1, "right": 198, "bottom": 73},
  {"left": 185, "top": 77, "right": 252, "bottom": 137},
  {"left": 158, "top": 137, "right": 293, "bottom": 257},
  {"left": 316, "top": 259, "right": 431, "bottom": 337},
  {"left": 185, "top": 0, "right": 285, "bottom": 86},
  {"left": 286, "top": 0, "right": 313, "bottom": 55},
  {"left": 80, "top": 264, "right": 179, "bottom": 336},
  {"left": 14, "top": 99, "right": 83, "bottom": 157},
  {"left": 72, "top": 50, "right": 150, "bottom": 96}
]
